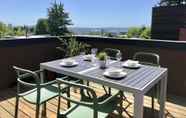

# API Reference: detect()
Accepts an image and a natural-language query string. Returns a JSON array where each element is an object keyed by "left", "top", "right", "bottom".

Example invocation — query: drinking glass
[
  {"left": 91, "top": 48, "right": 98, "bottom": 57},
  {"left": 116, "top": 52, "right": 122, "bottom": 61},
  {"left": 91, "top": 48, "right": 98, "bottom": 65},
  {"left": 80, "top": 52, "right": 85, "bottom": 62},
  {"left": 116, "top": 52, "right": 122, "bottom": 67},
  {"left": 80, "top": 52, "right": 85, "bottom": 56}
]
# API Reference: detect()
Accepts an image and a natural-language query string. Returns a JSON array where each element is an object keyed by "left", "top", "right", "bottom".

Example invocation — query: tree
[
  {"left": 0, "top": 22, "right": 7, "bottom": 38},
  {"left": 126, "top": 26, "right": 151, "bottom": 39},
  {"left": 158, "top": 0, "right": 186, "bottom": 6},
  {"left": 126, "top": 27, "right": 141, "bottom": 38},
  {"left": 47, "top": 1, "right": 72, "bottom": 36},
  {"left": 14, "top": 26, "right": 25, "bottom": 36},
  {"left": 140, "top": 28, "right": 151, "bottom": 39},
  {"left": 35, "top": 18, "right": 49, "bottom": 35}
]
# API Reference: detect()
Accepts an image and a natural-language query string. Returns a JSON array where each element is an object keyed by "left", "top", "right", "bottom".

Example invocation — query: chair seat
[
  {"left": 65, "top": 96, "right": 119, "bottom": 118},
  {"left": 81, "top": 92, "right": 119, "bottom": 111},
  {"left": 66, "top": 105, "right": 108, "bottom": 118},
  {"left": 60, "top": 92, "right": 119, "bottom": 118},
  {"left": 22, "top": 84, "right": 58, "bottom": 104}
]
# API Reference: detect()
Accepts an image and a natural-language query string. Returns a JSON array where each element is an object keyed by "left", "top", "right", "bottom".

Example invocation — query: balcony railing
[
  {"left": 0, "top": 36, "right": 186, "bottom": 98},
  {"left": 0, "top": 36, "right": 186, "bottom": 117}
]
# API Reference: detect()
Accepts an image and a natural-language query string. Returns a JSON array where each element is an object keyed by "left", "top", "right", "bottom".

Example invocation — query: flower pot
[{"left": 99, "top": 60, "right": 106, "bottom": 69}]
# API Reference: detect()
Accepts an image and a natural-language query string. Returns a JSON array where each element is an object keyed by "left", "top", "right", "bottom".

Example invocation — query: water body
[{"left": 69, "top": 27, "right": 128, "bottom": 35}]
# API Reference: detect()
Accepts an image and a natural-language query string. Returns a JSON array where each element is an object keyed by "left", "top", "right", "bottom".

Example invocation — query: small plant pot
[{"left": 99, "top": 60, "right": 107, "bottom": 69}]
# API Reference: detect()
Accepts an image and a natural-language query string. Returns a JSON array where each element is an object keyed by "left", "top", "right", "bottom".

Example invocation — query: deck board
[{"left": 0, "top": 84, "right": 185, "bottom": 118}]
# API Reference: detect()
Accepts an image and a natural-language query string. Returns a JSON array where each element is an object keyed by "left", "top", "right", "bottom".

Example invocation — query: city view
[{"left": 0, "top": 0, "right": 153, "bottom": 39}]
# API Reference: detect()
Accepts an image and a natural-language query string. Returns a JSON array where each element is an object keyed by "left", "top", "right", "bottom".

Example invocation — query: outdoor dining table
[{"left": 40, "top": 55, "right": 168, "bottom": 118}]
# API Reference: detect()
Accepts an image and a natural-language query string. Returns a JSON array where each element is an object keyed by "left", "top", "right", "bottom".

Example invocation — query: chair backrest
[
  {"left": 57, "top": 78, "right": 99, "bottom": 117},
  {"left": 133, "top": 52, "right": 160, "bottom": 66},
  {"left": 57, "top": 78, "right": 98, "bottom": 106},
  {"left": 13, "top": 66, "right": 41, "bottom": 85},
  {"left": 104, "top": 48, "right": 121, "bottom": 60}
]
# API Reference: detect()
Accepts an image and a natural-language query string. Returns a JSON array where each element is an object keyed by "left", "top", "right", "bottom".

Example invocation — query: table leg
[
  {"left": 134, "top": 93, "right": 144, "bottom": 118},
  {"left": 40, "top": 68, "right": 45, "bottom": 83},
  {"left": 159, "top": 75, "right": 167, "bottom": 118}
]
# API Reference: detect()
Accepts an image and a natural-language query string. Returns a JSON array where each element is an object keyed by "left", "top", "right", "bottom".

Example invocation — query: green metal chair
[
  {"left": 56, "top": 78, "right": 123, "bottom": 118},
  {"left": 133, "top": 52, "right": 160, "bottom": 114},
  {"left": 13, "top": 66, "right": 61, "bottom": 118},
  {"left": 104, "top": 48, "right": 121, "bottom": 61}
]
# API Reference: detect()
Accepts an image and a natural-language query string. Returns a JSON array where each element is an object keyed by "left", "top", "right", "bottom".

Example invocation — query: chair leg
[
  {"left": 87, "top": 81, "right": 89, "bottom": 86},
  {"left": 102, "top": 85, "right": 108, "bottom": 94},
  {"left": 108, "top": 87, "right": 111, "bottom": 95},
  {"left": 15, "top": 96, "right": 19, "bottom": 118},
  {"left": 36, "top": 104, "right": 40, "bottom": 118},
  {"left": 119, "top": 92, "right": 123, "bottom": 117},
  {"left": 57, "top": 95, "right": 61, "bottom": 116},
  {"left": 41, "top": 102, "right": 47, "bottom": 118},
  {"left": 67, "top": 87, "right": 71, "bottom": 108}
]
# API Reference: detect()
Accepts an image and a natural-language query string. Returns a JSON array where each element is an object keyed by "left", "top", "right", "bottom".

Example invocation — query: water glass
[
  {"left": 80, "top": 52, "right": 85, "bottom": 61},
  {"left": 91, "top": 48, "right": 98, "bottom": 65},
  {"left": 116, "top": 52, "right": 122, "bottom": 61},
  {"left": 80, "top": 52, "right": 85, "bottom": 56},
  {"left": 91, "top": 48, "right": 98, "bottom": 57}
]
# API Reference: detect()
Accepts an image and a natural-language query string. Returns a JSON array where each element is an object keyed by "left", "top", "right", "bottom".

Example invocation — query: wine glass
[
  {"left": 80, "top": 52, "right": 85, "bottom": 62},
  {"left": 116, "top": 52, "right": 122, "bottom": 61},
  {"left": 116, "top": 52, "right": 122, "bottom": 68},
  {"left": 80, "top": 51, "right": 85, "bottom": 56},
  {"left": 91, "top": 48, "right": 98, "bottom": 65},
  {"left": 91, "top": 48, "right": 98, "bottom": 57}
]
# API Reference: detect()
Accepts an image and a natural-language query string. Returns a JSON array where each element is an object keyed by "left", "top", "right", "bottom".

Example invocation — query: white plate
[
  {"left": 83, "top": 55, "right": 93, "bottom": 61},
  {"left": 122, "top": 62, "right": 141, "bottom": 69},
  {"left": 59, "top": 61, "right": 78, "bottom": 67},
  {"left": 103, "top": 70, "right": 127, "bottom": 79}
]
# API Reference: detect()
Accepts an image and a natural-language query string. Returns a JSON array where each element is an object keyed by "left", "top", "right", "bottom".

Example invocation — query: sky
[{"left": 0, "top": 0, "right": 159, "bottom": 27}]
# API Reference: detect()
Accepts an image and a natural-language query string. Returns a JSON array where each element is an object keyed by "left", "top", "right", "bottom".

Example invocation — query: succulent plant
[{"left": 97, "top": 52, "right": 107, "bottom": 61}]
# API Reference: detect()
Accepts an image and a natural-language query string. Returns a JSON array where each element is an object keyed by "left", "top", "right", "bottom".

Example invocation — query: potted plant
[{"left": 97, "top": 52, "right": 107, "bottom": 69}]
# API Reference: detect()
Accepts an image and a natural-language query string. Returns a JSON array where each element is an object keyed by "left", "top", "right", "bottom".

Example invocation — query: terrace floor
[{"left": 0, "top": 83, "right": 186, "bottom": 118}]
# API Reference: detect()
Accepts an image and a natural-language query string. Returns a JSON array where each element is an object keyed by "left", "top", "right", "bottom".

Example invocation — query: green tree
[
  {"left": 126, "top": 26, "right": 151, "bottom": 39},
  {"left": 126, "top": 27, "right": 141, "bottom": 38},
  {"left": 0, "top": 22, "right": 6, "bottom": 37},
  {"left": 14, "top": 27, "right": 25, "bottom": 36},
  {"left": 103, "top": 32, "right": 115, "bottom": 37},
  {"left": 47, "top": 1, "right": 72, "bottom": 36},
  {"left": 158, "top": 0, "right": 186, "bottom": 6},
  {"left": 35, "top": 18, "right": 49, "bottom": 35},
  {"left": 140, "top": 28, "right": 151, "bottom": 39}
]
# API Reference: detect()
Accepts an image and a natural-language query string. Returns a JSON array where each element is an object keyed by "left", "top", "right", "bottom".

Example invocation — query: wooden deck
[{"left": 0, "top": 83, "right": 186, "bottom": 118}]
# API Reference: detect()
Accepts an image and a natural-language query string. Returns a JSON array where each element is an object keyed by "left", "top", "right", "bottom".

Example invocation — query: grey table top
[{"left": 40, "top": 56, "right": 167, "bottom": 94}]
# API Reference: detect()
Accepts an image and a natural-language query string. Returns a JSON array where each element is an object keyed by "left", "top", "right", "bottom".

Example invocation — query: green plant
[
  {"left": 140, "top": 27, "right": 151, "bottom": 39},
  {"left": 158, "top": 0, "right": 186, "bottom": 6},
  {"left": 126, "top": 26, "right": 151, "bottom": 39},
  {"left": 97, "top": 52, "right": 107, "bottom": 61},
  {"left": 126, "top": 27, "right": 141, "bottom": 38},
  {"left": 57, "top": 37, "right": 91, "bottom": 57}
]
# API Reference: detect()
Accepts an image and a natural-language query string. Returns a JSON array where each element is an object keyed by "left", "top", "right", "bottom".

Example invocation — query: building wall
[{"left": 151, "top": 6, "right": 186, "bottom": 40}]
